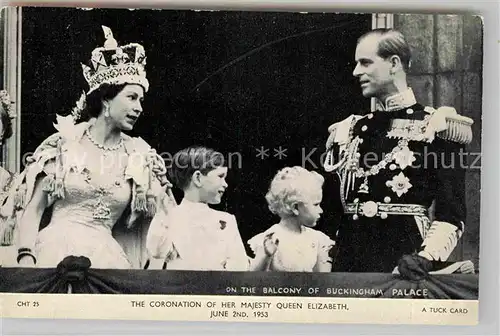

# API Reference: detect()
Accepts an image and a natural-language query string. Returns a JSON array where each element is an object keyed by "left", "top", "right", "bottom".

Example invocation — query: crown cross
[
  {"left": 91, "top": 52, "right": 107, "bottom": 71},
  {"left": 111, "top": 48, "right": 130, "bottom": 65}
]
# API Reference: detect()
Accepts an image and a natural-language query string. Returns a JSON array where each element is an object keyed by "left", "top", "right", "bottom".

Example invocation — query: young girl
[
  {"left": 248, "top": 166, "right": 335, "bottom": 272},
  {"left": 146, "top": 146, "right": 249, "bottom": 271}
]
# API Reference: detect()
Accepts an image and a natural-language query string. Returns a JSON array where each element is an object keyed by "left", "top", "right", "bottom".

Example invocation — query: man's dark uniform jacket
[{"left": 323, "top": 88, "right": 474, "bottom": 274}]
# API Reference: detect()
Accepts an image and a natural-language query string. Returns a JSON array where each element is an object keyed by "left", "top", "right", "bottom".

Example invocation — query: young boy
[{"left": 145, "top": 146, "right": 249, "bottom": 271}]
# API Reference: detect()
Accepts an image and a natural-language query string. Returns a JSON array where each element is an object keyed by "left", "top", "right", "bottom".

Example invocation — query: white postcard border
[{"left": 1, "top": 294, "right": 479, "bottom": 325}]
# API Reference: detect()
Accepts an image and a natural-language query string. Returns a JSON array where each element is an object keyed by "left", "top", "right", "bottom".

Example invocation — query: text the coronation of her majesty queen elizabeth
[
  {"left": 126, "top": 284, "right": 442, "bottom": 320},
  {"left": 130, "top": 298, "right": 349, "bottom": 320}
]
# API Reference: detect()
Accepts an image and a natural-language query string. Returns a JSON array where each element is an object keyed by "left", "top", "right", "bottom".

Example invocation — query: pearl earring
[{"left": 104, "top": 106, "right": 110, "bottom": 118}]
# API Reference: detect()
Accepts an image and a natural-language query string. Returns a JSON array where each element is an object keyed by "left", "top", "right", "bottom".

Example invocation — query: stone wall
[{"left": 394, "top": 14, "right": 483, "bottom": 268}]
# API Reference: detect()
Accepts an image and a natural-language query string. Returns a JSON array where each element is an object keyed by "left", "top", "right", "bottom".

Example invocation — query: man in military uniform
[{"left": 324, "top": 29, "right": 475, "bottom": 277}]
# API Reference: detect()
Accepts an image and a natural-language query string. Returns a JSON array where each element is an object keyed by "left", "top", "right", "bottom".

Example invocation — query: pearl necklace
[{"left": 85, "top": 128, "right": 123, "bottom": 151}]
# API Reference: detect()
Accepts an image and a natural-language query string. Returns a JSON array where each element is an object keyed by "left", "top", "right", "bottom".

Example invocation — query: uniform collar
[{"left": 374, "top": 88, "right": 417, "bottom": 112}]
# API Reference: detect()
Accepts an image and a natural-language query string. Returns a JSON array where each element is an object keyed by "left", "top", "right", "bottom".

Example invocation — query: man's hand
[
  {"left": 397, "top": 253, "right": 433, "bottom": 281},
  {"left": 458, "top": 260, "right": 475, "bottom": 274}
]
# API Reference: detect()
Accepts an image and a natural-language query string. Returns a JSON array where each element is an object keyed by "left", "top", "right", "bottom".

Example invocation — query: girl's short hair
[
  {"left": 168, "top": 146, "right": 225, "bottom": 190},
  {"left": 265, "top": 166, "right": 324, "bottom": 217}
]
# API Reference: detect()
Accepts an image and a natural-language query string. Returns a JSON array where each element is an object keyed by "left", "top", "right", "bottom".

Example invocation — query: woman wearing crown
[{"left": 6, "top": 26, "right": 176, "bottom": 269}]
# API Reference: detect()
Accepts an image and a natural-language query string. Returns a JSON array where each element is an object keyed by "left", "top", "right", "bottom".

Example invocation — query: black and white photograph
[{"left": 0, "top": 6, "right": 482, "bottom": 324}]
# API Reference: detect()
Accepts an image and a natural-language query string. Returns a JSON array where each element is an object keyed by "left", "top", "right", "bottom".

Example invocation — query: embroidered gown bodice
[
  {"left": 35, "top": 138, "right": 135, "bottom": 269},
  {"left": 49, "top": 165, "right": 131, "bottom": 233}
]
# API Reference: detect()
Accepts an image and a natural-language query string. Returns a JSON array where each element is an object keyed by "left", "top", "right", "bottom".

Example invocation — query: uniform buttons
[
  {"left": 389, "top": 164, "right": 397, "bottom": 170},
  {"left": 359, "top": 138, "right": 364, "bottom": 144},
  {"left": 361, "top": 125, "right": 368, "bottom": 132},
  {"left": 406, "top": 108, "right": 414, "bottom": 115},
  {"left": 384, "top": 196, "right": 391, "bottom": 203},
  {"left": 354, "top": 198, "right": 360, "bottom": 203},
  {"left": 367, "top": 113, "right": 374, "bottom": 119},
  {"left": 380, "top": 213, "right": 388, "bottom": 219}
]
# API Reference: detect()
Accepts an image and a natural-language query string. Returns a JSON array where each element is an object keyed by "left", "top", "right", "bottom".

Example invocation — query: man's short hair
[{"left": 358, "top": 28, "right": 412, "bottom": 71}]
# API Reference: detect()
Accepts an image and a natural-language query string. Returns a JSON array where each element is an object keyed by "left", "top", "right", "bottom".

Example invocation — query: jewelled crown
[{"left": 81, "top": 26, "right": 149, "bottom": 95}]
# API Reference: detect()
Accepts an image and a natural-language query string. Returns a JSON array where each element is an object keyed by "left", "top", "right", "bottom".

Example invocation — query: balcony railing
[{"left": 0, "top": 256, "right": 478, "bottom": 298}]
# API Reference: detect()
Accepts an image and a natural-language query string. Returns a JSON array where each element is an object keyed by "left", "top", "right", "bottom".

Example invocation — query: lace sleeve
[
  {"left": 315, "top": 230, "right": 336, "bottom": 264},
  {"left": 247, "top": 232, "right": 266, "bottom": 257}
]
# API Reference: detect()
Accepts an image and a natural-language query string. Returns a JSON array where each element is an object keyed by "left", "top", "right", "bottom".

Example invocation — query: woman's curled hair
[{"left": 77, "top": 83, "right": 128, "bottom": 122}]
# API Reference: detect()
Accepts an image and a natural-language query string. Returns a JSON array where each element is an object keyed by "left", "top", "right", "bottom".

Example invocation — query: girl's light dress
[{"left": 248, "top": 224, "right": 335, "bottom": 272}]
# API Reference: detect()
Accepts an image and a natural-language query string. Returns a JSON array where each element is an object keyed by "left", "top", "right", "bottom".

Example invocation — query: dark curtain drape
[{"left": 0, "top": 265, "right": 478, "bottom": 299}]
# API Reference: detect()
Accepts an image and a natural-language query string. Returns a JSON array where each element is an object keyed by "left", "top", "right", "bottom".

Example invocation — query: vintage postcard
[{"left": 0, "top": 7, "right": 482, "bottom": 325}]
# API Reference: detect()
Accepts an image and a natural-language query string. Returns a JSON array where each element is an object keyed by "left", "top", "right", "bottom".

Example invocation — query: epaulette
[
  {"left": 326, "top": 114, "right": 364, "bottom": 149},
  {"left": 324, "top": 114, "right": 364, "bottom": 173},
  {"left": 424, "top": 106, "right": 474, "bottom": 145}
]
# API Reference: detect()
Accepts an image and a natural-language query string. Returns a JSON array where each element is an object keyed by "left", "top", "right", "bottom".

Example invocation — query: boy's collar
[{"left": 180, "top": 198, "right": 210, "bottom": 210}]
